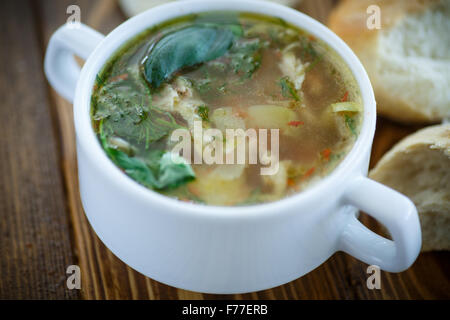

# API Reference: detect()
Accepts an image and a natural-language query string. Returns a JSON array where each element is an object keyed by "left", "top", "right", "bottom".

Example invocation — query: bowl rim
[{"left": 74, "top": 0, "right": 376, "bottom": 218}]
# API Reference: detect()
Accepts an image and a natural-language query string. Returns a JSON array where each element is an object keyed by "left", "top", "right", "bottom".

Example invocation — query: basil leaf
[{"left": 142, "top": 24, "right": 241, "bottom": 89}]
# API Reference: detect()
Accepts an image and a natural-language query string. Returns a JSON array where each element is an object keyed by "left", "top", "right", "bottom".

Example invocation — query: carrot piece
[
  {"left": 110, "top": 73, "right": 129, "bottom": 83},
  {"left": 287, "top": 121, "right": 304, "bottom": 127},
  {"left": 321, "top": 148, "right": 331, "bottom": 161},
  {"left": 340, "top": 91, "right": 349, "bottom": 102},
  {"left": 302, "top": 167, "right": 316, "bottom": 180},
  {"left": 287, "top": 178, "right": 296, "bottom": 187}
]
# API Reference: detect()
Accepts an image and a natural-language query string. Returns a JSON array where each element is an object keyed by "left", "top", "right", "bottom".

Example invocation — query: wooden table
[{"left": 0, "top": 0, "right": 448, "bottom": 300}]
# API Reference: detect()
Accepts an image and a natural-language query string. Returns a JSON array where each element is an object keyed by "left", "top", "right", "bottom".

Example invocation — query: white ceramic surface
[{"left": 44, "top": 0, "right": 421, "bottom": 294}]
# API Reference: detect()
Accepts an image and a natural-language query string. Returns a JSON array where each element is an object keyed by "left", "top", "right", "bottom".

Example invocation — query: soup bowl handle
[
  {"left": 339, "top": 176, "right": 421, "bottom": 272},
  {"left": 44, "top": 23, "right": 105, "bottom": 102}
]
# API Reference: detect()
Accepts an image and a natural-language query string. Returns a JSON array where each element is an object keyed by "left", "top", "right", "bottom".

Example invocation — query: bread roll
[
  {"left": 369, "top": 124, "right": 450, "bottom": 251},
  {"left": 329, "top": 0, "right": 450, "bottom": 123}
]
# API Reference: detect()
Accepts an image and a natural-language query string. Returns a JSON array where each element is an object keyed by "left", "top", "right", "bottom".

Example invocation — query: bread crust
[
  {"left": 370, "top": 124, "right": 450, "bottom": 251},
  {"left": 329, "top": 0, "right": 448, "bottom": 123}
]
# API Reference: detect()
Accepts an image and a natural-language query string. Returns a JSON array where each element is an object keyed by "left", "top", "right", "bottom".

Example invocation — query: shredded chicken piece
[
  {"left": 152, "top": 77, "right": 204, "bottom": 128},
  {"left": 278, "top": 47, "right": 310, "bottom": 91}
]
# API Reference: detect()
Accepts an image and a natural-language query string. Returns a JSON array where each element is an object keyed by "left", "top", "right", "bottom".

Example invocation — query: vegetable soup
[{"left": 91, "top": 12, "right": 362, "bottom": 206}]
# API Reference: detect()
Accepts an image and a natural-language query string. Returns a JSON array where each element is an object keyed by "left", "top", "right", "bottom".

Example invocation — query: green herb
[
  {"left": 95, "top": 74, "right": 107, "bottom": 88},
  {"left": 300, "top": 37, "right": 322, "bottom": 72},
  {"left": 328, "top": 152, "right": 344, "bottom": 164},
  {"left": 193, "top": 78, "right": 212, "bottom": 94},
  {"left": 278, "top": 76, "right": 300, "bottom": 101},
  {"left": 344, "top": 115, "right": 357, "bottom": 136},
  {"left": 104, "top": 103, "right": 181, "bottom": 146},
  {"left": 229, "top": 38, "right": 264, "bottom": 78},
  {"left": 300, "top": 36, "right": 319, "bottom": 59},
  {"left": 196, "top": 105, "right": 210, "bottom": 122},
  {"left": 142, "top": 24, "right": 242, "bottom": 89},
  {"left": 93, "top": 76, "right": 183, "bottom": 147},
  {"left": 305, "top": 55, "right": 323, "bottom": 72}
]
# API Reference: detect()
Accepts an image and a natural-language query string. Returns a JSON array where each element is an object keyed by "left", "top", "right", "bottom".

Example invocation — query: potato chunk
[{"left": 247, "top": 105, "right": 302, "bottom": 136}]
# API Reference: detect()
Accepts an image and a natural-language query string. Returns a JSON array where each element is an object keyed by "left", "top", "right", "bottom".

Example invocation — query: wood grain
[
  {"left": 1, "top": 0, "right": 448, "bottom": 299},
  {"left": 0, "top": 0, "right": 79, "bottom": 299}
]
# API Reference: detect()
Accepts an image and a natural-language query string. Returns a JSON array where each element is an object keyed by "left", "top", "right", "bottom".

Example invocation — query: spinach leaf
[
  {"left": 108, "top": 148, "right": 159, "bottom": 188},
  {"left": 105, "top": 147, "right": 195, "bottom": 190},
  {"left": 157, "top": 152, "right": 196, "bottom": 190},
  {"left": 142, "top": 24, "right": 242, "bottom": 89},
  {"left": 100, "top": 120, "right": 195, "bottom": 190}
]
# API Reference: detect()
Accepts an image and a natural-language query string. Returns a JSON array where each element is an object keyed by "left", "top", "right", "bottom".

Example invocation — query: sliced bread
[
  {"left": 329, "top": 0, "right": 450, "bottom": 123},
  {"left": 369, "top": 124, "right": 450, "bottom": 251}
]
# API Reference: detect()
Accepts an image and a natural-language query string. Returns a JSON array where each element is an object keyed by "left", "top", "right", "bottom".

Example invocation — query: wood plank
[
  {"left": 0, "top": 0, "right": 79, "bottom": 299},
  {"left": 36, "top": 0, "right": 201, "bottom": 300},
  {"left": 36, "top": 0, "right": 450, "bottom": 300}
]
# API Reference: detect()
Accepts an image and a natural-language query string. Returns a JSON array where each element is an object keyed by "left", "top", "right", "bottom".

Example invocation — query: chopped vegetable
[
  {"left": 287, "top": 120, "right": 304, "bottom": 127},
  {"left": 106, "top": 148, "right": 195, "bottom": 190},
  {"left": 300, "top": 36, "right": 322, "bottom": 72},
  {"left": 196, "top": 105, "right": 210, "bottom": 122},
  {"left": 321, "top": 148, "right": 331, "bottom": 161},
  {"left": 193, "top": 78, "right": 212, "bottom": 94},
  {"left": 331, "top": 102, "right": 362, "bottom": 113},
  {"left": 344, "top": 115, "right": 357, "bottom": 136},
  {"left": 156, "top": 152, "right": 196, "bottom": 189},
  {"left": 229, "top": 38, "right": 264, "bottom": 78},
  {"left": 279, "top": 76, "right": 300, "bottom": 101},
  {"left": 211, "top": 107, "right": 246, "bottom": 131},
  {"left": 300, "top": 36, "right": 319, "bottom": 60},
  {"left": 187, "top": 167, "right": 250, "bottom": 206},
  {"left": 92, "top": 12, "right": 363, "bottom": 206},
  {"left": 302, "top": 167, "right": 316, "bottom": 180},
  {"left": 247, "top": 105, "right": 300, "bottom": 135},
  {"left": 287, "top": 178, "right": 296, "bottom": 187},
  {"left": 305, "top": 55, "right": 323, "bottom": 72},
  {"left": 107, "top": 148, "right": 158, "bottom": 188}
]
